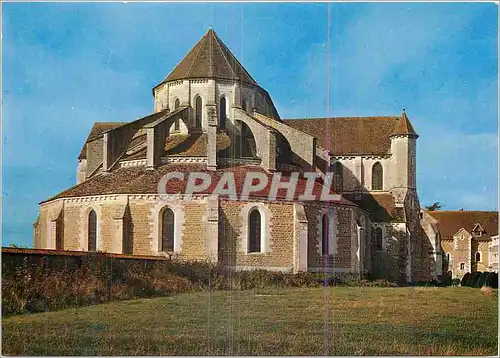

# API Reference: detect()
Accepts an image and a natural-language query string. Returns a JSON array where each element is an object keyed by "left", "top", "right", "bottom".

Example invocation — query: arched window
[
  {"left": 122, "top": 208, "right": 133, "bottom": 255},
  {"left": 219, "top": 96, "right": 227, "bottom": 130},
  {"left": 195, "top": 96, "right": 202, "bottom": 128},
  {"left": 475, "top": 252, "right": 481, "bottom": 262},
  {"left": 55, "top": 217, "right": 63, "bottom": 250},
  {"left": 446, "top": 253, "right": 451, "bottom": 262},
  {"left": 375, "top": 227, "right": 383, "bottom": 250},
  {"left": 460, "top": 262, "right": 465, "bottom": 270},
  {"left": 174, "top": 99, "right": 180, "bottom": 131},
  {"left": 88, "top": 210, "right": 97, "bottom": 251},
  {"left": 322, "top": 214, "right": 329, "bottom": 256},
  {"left": 248, "top": 209, "right": 261, "bottom": 253},
  {"left": 332, "top": 162, "right": 343, "bottom": 192},
  {"left": 372, "top": 162, "right": 383, "bottom": 190},
  {"left": 242, "top": 99, "right": 248, "bottom": 112},
  {"left": 161, "top": 208, "right": 175, "bottom": 252}
]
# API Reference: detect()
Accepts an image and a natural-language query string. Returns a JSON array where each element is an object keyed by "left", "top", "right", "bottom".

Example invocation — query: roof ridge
[
  {"left": 94, "top": 121, "right": 128, "bottom": 125},
  {"left": 212, "top": 30, "right": 238, "bottom": 79},
  {"left": 186, "top": 31, "right": 209, "bottom": 78},
  {"left": 284, "top": 116, "right": 400, "bottom": 121},
  {"left": 212, "top": 30, "right": 257, "bottom": 84}
]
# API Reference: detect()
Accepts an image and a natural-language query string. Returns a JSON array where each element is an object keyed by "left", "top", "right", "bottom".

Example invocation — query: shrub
[
  {"left": 440, "top": 274, "right": 452, "bottom": 286},
  {"left": 2, "top": 252, "right": 405, "bottom": 316},
  {"left": 485, "top": 272, "right": 498, "bottom": 289},
  {"left": 468, "top": 272, "right": 482, "bottom": 288},
  {"left": 476, "top": 272, "right": 489, "bottom": 288},
  {"left": 451, "top": 278, "right": 461, "bottom": 287},
  {"left": 461, "top": 272, "right": 471, "bottom": 287}
]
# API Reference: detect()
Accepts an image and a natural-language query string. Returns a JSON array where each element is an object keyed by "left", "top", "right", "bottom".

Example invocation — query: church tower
[
  {"left": 151, "top": 28, "right": 280, "bottom": 170},
  {"left": 389, "top": 109, "right": 421, "bottom": 281},
  {"left": 389, "top": 109, "right": 418, "bottom": 200}
]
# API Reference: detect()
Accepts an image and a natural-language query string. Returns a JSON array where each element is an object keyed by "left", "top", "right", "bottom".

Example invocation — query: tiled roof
[
  {"left": 343, "top": 192, "right": 404, "bottom": 222},
  {"left": 157, "top": 29, "right": 258, "bottom": 87},
  {"left": 78, "top": 122, "right": 127, "bottom": 159},
  {"left": 284, "top": 117, "right": 399, "bottom": 155},
  {"left": 42, "top": 164, "right": 355, "bottom": 205},
  {"left": 391, "top": 110, "right": 418, "bottom": 138},
  {"left": 427, "top": 211, "right": 499, "bottom": 240},
  {"left": 121, "top": 132, "right": 233, "bottom": 161},
  {"left": 284, "top": 113, "right": 418, "bottom": 155}
]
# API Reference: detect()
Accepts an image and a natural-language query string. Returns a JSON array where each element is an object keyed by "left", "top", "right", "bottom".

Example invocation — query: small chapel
[{"left": 34, "top": 29, "right": 439, "bottom": 283}]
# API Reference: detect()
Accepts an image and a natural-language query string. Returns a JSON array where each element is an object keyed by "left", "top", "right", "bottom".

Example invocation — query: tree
[
  {"left": 469, "top": 272, "right": 482, "bottom": 287},
  {"left": 477, "top": 272, "right": 489, "bottom": 288},
  {"left": 425, "top": 202, "right": 443, "bottom": 211},
  {"left": 485, "top": 272, "right": 498, "bottom": 289},
  {"left": 461, "top": 272, "right": 471, "bottom": 286}
]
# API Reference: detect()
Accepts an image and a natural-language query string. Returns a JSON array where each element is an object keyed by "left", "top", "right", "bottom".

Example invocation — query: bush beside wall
[{"left": 2, "top": 251, "right": 403, "bottom": 316}]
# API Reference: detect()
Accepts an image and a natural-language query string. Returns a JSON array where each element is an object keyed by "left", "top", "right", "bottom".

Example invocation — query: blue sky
[{"left": 2, "top": 2, "right": 498, "bottom": 247}]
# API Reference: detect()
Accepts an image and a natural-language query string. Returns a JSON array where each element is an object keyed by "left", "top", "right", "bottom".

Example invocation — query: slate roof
[
  {"left": 42, "top": 164, "right": 355, "bottom": 205},
  {"left": 156, "top": 29, "right": 258, "bottom": 88},
  {"left": 343, "top": 192, "right": 405, "bottom": 222},
  {"left": 78, "top": 122, "right": 127, "bottom": 159},
  {"left": 427, "top": 211, "right": 499, "bottom": 240},
  {"left": 284, "top": 113, "right": 418, "bottom": 156}
]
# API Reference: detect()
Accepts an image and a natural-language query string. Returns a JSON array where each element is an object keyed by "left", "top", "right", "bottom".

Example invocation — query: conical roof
[
  {"left": 391, "top": 109, "right": 418, "bottom": 138},
  {"left": 159, "top": 29, "right": 258, "bottom": 87}
]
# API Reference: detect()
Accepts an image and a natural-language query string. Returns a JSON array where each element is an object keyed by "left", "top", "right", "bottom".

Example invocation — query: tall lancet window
[
  {"left": 88, "top": 210, "right": 97, "bottom": 251},
  {"left": 248, "top": 208, "right": 261, "bottom": 253},
  {"left": 174, "top": 99, "right": 180, "bottom": 131},
  {"left": 161, "top": 208, "right": 175, "bottom": 252},
  {"left": 55, "top": 217, "right": 63, "bottom": 251},
  {"left": 332, "top": 162, "right": 343, "bottom": 192},
  {"left": 219, "top": 96, "right": 227, "bottom": 130},
  {"left": 322, "top": 213, "right": 329, "bottom": 256},
  {"left": 195, "top": 96, "right": 202, "bottom": 128},
  {"left": 372, "top": 162, "right": 383, "bottom": 191}
]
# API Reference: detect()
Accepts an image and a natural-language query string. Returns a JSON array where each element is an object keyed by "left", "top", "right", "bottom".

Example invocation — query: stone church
[{"left": 34, "top": 29, "right": 437, "bottom": 283}]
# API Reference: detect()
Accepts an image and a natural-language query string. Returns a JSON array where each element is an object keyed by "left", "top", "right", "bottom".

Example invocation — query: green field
[{"left": 2, "top": 287, "right": 498, "bottom": 356}]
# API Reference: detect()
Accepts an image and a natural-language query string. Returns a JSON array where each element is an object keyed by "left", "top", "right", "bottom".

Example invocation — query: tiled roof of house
[
  {"left": 156, "top": 29, "right": 258, "bottom": 88},
  {"left": 343, "top": 192, "right": 404, "bottom": 222},
  {"left": 427, "top": 211, "right": 499, "bottom": 240},
  {"left": 42, "top": 164, "right": 356, "bottom": 205},
  {"left": 284, "top": 112, "right": 418, "bottom": 155},
  {"left": 78, "top": 122, "right": 127, "bottom": 159}
]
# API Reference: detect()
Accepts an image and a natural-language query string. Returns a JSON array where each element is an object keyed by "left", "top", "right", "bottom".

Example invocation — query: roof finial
[{"left": 403, "top": 107, "right": 406, "bottom": 113}]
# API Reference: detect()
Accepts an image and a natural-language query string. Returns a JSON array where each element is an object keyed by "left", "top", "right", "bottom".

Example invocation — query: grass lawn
[{"left": 2, "top": 286, "right": 498, "bottom": 356}]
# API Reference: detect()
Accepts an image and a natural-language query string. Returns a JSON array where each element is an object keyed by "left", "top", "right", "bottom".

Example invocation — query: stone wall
[
  {"left": 304, "top": 203, "right": 369, "bottom": 274},
  {"left": 153, "top": 79, "right": 278, "bottom": 132},
  {"left": 371, "top": 223, "right": 405, "bottom": 281},
  {"left": 36, "top": 195, "right": 378, "bottom": 278},
  {"left": 218, "top": 200, "right": 295, "bottom": 271},
  {"left": 452, "top": 230, "right": 471, "bottom": 278},
  {"left": 473, "top": 241, "right": 490, "bottom": 272}
]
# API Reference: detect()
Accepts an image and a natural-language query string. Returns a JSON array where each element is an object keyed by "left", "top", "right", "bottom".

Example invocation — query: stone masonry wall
[{"left": 218, "top": 200, "right": 295, "bottom": 271}]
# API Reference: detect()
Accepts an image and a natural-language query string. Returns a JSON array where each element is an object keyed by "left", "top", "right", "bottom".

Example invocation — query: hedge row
[
  {"left": 460, "top": 271, "right": 498, "bottom": 288},
  {"left": 1, "top": 254, "right": 398, "bottom": 316}
]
